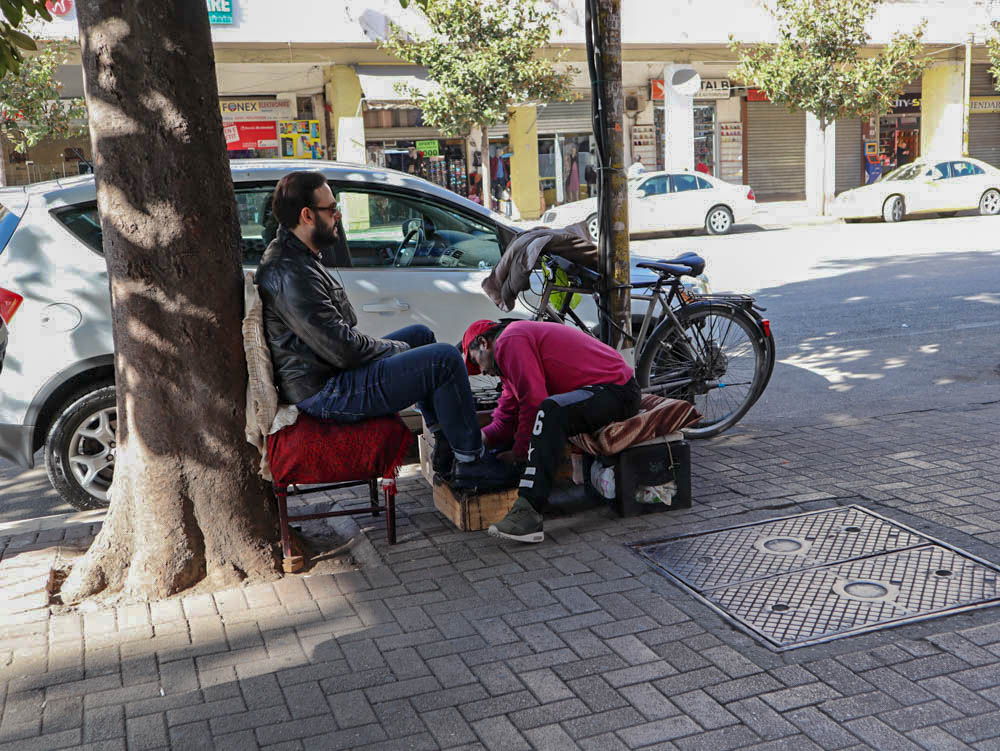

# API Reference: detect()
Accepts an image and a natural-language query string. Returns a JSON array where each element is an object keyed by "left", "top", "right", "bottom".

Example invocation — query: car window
[
  {"left": 885, "top": 163, "right": 924, "bottom": 181},
  {"left": 234, "top": 187, "right": 279, "bottom": 265},
  {"left": 0, "top": 204, "right": 22, "bottom": 256},
  {"left": 930, "top": 162, "right": 951, "bottom": 180},
  {"left": 638, "top": 176, "right": 668, "bottom": 196},
  {"left": 949, "top": 161, "right": 978, "bottom": 177},
  {"left": 334, "top": 188, "right": 501, "bottom": 270},
  {"left": 52, "top": 204, "right": 103, "bottom": 254},
  {"left": 969, "top": 162, "right": 985, "bottom": 175},
  {"left": 695, "top": 176, "right": 712, "bottom": 190},
  {"left": 670, "top": 174, "right": 700, "bottom": 193}
]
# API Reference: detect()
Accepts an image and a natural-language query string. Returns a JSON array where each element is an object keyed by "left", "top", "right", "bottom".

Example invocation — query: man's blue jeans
[{"left": 296, "top": 324, "right": 483, "bottom": 461}]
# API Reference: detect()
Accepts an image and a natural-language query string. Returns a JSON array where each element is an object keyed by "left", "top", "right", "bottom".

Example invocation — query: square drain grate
[{"left": 633, "top": 506, "right": 1000, "bottom": 650}]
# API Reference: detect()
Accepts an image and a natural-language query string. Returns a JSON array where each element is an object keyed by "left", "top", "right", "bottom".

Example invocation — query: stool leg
[
  {"left": 276, "top": 485, "right": 303, "bottom": 574},
  {"left": 369, "top": 478, "right": 380, "bottom": 517},
  {"left": 383, "top": 478, "right": 397, "bottom": 545}
]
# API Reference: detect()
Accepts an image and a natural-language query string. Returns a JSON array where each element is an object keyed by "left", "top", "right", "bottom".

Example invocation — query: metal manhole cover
[
  {"left": 636, "top": 506, "right": 926, "bottom": 590},
  {"left": 632, "top": 506, "right": 1000, "bottom": 650}
]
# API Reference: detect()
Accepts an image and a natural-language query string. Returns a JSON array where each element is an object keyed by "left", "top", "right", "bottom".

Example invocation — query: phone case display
[
  {"left": 719, "top": 121, "right": 743, "bottom": 183},
  {"left": 632, "top": 124, "right": 657, "bottom": 171},
  {"left": 425, "top": 153, "right": 468, "bottom": 196},
  {"left": 279, "top": 120, "right": 322, "bottom": 159},
  {"left": 693, "top": 105, "right": 716, "bottom": 174}
]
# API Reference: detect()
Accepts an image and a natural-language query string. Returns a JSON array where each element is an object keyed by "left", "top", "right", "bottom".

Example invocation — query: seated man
[
  {"left": 463, "top": 320, "right": 641, "bottom": 543},
  {"left": 255, "top": 171, "right": 504, "bottom": 487}
]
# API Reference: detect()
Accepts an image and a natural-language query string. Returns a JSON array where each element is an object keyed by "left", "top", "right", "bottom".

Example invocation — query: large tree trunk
[
  {"left": 479, "top": 123, "right": 492, "bottom": 211},
  {"left": 0, "top": 137, "right": 8, "bottom": 188},
  {"left": 588, "top": 0, "right": 631, "bottom": 348},
  {"left": 63, "top": 1, "right": 278, "bottom": 602}
]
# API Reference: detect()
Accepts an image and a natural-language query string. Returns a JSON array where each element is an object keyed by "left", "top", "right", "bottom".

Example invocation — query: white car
[
  {"left": 833, "top": 157, "right": 1000, "bottom": 222},
  {"left": 541, "top": 170, "right": 757, "bottom": 239},
  {"left": 0, "top": 159, "right": 688, "bottom": 510}
]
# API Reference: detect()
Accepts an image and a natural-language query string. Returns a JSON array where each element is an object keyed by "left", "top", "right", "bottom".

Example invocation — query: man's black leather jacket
[{"left": 255, "top": 227, "right": 407, "bottom": 404}]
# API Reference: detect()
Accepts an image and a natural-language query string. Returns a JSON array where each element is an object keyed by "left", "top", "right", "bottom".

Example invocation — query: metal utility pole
[
  {"left": 585, "top": 0, "right": 631, "bottom": 350},
  {"left": 963, "top": 32, "right": 973, "bottom": 157}
]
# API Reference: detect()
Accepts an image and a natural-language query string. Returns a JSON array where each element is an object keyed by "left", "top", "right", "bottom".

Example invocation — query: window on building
[{"left": 334, "top": 188, "right": 501, "bottom": 269}]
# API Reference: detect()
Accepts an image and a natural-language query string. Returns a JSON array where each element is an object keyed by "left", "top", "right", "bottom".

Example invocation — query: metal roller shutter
[
  {"left": 746, "top": 102, "right": 806, "bottom": 200},
  {"left": 970, "top": 114, "right": 1000, "bottom": 168},
  {"left": 488, "top": 100, "right": 592, "bottom": 137},
  {"left": 835, "top": 118, "right": 862, "bottom": 194},
  {"left": 971, "top": 64, "right": 998, "bottom": 97}
]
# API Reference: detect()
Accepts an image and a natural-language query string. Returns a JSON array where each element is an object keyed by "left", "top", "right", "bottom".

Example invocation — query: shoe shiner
[{"left": 463, "top": 320, "right": 641, "bottom": 543}]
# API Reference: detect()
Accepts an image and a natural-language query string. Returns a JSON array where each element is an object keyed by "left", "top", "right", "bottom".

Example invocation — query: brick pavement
[{"left": 1, "top": 402, "right": 999, "bottom": 750}]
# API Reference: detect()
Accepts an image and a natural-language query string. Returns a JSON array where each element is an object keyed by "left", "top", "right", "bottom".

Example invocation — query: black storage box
[{"left": 584, "top": 438, "right": 691, "bottom": 517}]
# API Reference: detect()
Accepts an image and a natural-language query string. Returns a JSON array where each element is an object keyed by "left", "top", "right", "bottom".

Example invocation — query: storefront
[
  {"left": 877, "top": 93, "right": 921, "bottom": 170},
  {"left": 650, "top": 78, "right": 735, "bottom": 178},
  {"left": 220, "top": 97, "right": 323, "bottom": 160},
  {"left": 365, "top": 132, "right": 470, "bottom": 197},
  {"left": 744, "top": 90, "right": 806, "bottom": 201},
  {"left": 969, "top": 65, "right": 1000, "bottom": 168}
]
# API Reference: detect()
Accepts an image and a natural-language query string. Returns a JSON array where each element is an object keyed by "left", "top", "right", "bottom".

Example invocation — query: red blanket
[{"left": 267, "top": 413, "right": 413, "bottom": 486}]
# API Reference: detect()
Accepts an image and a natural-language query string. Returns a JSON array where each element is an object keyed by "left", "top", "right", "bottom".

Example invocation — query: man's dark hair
[{"left": 272, "top": 171, "right": 329, "bottom": 229}]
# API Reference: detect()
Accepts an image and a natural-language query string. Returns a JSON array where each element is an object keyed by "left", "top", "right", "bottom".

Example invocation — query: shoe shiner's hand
[{"left": 497, "top": 450, "right": 526, "bottom": 465}]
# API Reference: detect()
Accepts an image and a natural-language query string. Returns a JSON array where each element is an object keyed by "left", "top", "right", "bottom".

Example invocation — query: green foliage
[
  {"left": 381, "top": 0, "right": 576, "bottom": 136},
  {"left": 989, "top": 35, "right": 1000, "bottom": 91},
  {"left": 0, "top": 0, "right": 51, "bottom": 80},
  {"left": 0, "top": 38, "right": 86, "bottom": 154},
  {"left": 730, "top": 0, "right": 928, "bottom": 128}
]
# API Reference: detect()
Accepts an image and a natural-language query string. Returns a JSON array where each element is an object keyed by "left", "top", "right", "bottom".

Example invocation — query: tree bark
[
  {"left": 480, "top": 123, "right": 492, "bottom": 211},
  {"left": 0, "top": 136, "right": 8, "bottom": 188},
  {"left": 819, "top": 119, "right": 828, "bottom": 217},
  {"left": 62, "top": 0, "right": 278, "bottom": 602},
  {"left": 590, "top": 0, "right": 631, "bottom": 347}
]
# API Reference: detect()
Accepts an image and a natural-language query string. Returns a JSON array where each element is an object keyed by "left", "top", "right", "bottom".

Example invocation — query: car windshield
[{"left": 883, "top": 163, "right": 924, "bottom": 182}]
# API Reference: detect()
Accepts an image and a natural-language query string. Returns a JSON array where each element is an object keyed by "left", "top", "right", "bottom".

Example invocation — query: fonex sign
[
  {"left": 207, "top": 0, "right": 234, "bottom": 24},
  {"left": 219, "top": 98, "right": 294, "bottom": 121}
]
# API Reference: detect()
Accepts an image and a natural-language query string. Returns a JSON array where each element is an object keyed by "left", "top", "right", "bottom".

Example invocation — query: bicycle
[{"left": 526, "top": 251, "right": 774, "bottom": 439}]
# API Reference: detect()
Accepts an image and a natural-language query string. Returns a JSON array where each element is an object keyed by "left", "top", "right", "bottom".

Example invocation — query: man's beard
[{"left": 311, "top": 221, "right": 338, "bottom": 249}]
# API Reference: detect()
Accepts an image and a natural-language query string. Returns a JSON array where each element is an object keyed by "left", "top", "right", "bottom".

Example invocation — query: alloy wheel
[
  {"left": 587, "top": 214, "right": 599, "bottom": 242},
  {"left": 981, "top": 190, "right": 1000, "bottom": 216},
  {"left": 68, "top": 406, "right": 117, "bottom": 502},
  {"left": 708, "top": 208, "right": 731, "bottom": 234}
]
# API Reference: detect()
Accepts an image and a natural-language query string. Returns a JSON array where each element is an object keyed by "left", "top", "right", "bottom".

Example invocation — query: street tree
[
  {"left": 381, "top": 0, "right": 575, "bottom": 209},
  {"left": 988, "top": 36, "right": 1000, "bottom": 90},
  {"left": 731, "top": 0, "right": 927, "bottom": 214},
  {"left": 61, "top": 0, "right": 278, "bottom": 603},
  {"left": 0, "top": 37, "right": 85, "bottom": 186},
  {"left": 0, "top": 0, "right": 50, "bottom": 80}
]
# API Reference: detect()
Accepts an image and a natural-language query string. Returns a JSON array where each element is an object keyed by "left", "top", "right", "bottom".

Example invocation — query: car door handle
[{"left": 362, "top": 299, "right": 409, "bottom": 313}]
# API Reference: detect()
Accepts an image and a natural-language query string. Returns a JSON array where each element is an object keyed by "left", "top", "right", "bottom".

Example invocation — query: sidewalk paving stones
[{"left": 1, "top": 403, "right": 1000, "bottom": 748}]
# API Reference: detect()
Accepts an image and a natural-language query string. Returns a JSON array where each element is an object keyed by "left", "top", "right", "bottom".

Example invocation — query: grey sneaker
[{"left": 488, "top": 497, "right": 544, "bottom": 543}]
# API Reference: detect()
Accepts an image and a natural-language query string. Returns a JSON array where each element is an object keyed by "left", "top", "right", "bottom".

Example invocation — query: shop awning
[{"left": 356, "top": 65, "right": 438, "bottom": 110}]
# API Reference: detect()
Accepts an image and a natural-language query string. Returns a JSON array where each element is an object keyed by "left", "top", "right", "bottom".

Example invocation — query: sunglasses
[{"left": 309, "top": 203, "right": 340, "bottom": 215}]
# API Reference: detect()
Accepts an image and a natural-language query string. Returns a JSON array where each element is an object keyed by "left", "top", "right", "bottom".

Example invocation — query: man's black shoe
[
  {"left": 452, "top": 452, "right": 516, "bottom": 491},
  {"left": 431, "top": 431, "right": 455, "bottom": 477}
]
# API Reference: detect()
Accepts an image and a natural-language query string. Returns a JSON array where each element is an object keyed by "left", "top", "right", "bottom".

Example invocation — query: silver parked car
[{"left": 0, "top": 159, "right": 694, "bottom": 511}]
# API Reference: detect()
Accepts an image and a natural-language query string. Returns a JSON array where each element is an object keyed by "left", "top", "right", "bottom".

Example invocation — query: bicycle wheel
[{"left": 636, "top": 303, "right": 766, "bottom": 439}]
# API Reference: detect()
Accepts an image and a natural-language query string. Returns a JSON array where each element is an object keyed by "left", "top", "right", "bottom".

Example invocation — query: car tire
[
  {"left": 585, "top": 213, "right": 599, "bottom": 242},
  {"left": 705, "top": 205, "right": 733, "bottom": 235},
  {"left": 45, "top": 384, "right": 117, "bottom": 511},
  {"left": 979, "top": 189, "right": 1000, "bottom": 216},
  {"left": 882, "top": 195, "right": 905, "bottom": 223}
]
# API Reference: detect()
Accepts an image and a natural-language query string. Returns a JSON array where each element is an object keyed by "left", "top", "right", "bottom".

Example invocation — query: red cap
[{"left": 462, "top": 319, "right": 497, "bottom": 375}]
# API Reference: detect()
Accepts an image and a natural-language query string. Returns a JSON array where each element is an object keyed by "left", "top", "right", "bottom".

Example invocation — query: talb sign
[
  {"left": 207, "top": 0, "right": 234, "bottom": 24},
  {"left": 651, "top": 78, "right": 730, "bottom": 101}
]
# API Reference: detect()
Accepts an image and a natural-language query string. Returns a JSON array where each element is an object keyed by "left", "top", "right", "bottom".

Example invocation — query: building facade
[{"left": 24, "top": 0, "right": 1000, "bottom": 218}]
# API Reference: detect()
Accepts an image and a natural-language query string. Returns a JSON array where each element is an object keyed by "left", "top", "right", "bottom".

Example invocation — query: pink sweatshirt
[{"left": 482, "top": 321, "right": 634, "bottom": 458}]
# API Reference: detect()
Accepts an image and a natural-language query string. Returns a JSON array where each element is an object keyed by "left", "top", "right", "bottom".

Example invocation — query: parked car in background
[
  {"left": 0, "top": 160, "right": 693, "bottom": 511},
  {"left": 833, "top": 157, "right": 1000, "bottom": 222},
  {"left": 541, "top": 170, "right": 756, "bottom": 240}
]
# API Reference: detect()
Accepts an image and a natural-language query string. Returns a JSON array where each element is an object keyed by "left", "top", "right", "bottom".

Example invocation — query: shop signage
[
  {"left": 415, "top": 139, "right": 440, "bottom": 156},
  {"left": 695, "top": 79, "right": 731, "bottom": 100},
  {"left": 220, "top": 98, "right": 294, "bottom": 122},
  {"left": 746, "top": 88, "right": 770, "bottom": 102},
  {"left": 45, "top": 0, "right": 73, "bottom": 16},
  {"left": 208, "top": 0, "right": 234, "bottom": 24},
  {"left": 279, "top": 120, "right": 322, "bottom": 159},
  {"left": 651, "top": 78, "right": 732, "bottom": 100},
  {"left": 971, "top": 96, "right": 1000, "bottom": 114},
  {"left": 890, "top": 94, "right": 921, "bottom": 114},
  {"left": 223, "top": 121, "right": 277, "bottom": 151}
]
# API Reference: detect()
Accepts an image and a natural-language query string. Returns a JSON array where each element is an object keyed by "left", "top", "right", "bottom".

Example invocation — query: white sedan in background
[
  {"left": 541, "top": 170, "right": 757, "bottom": 239},
  {"left": 833, "top": 157, "right": 1000, "bottom": 223}
]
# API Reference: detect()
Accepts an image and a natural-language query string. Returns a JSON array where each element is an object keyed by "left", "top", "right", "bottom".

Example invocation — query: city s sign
[{"left": 208, "top": 0, "right": 234, "bottom": 24}]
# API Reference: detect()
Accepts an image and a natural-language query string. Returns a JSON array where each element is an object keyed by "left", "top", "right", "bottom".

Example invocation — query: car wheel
[
  {"left": 705, "top": 205, "right": 733, "bottom": 235},
  {"left": 45, "top": 384, "right": 117, "bottom": 511},
  {"left": 585, "top": 213, "right": 599, "bottom": 242},
  {"left": 979, "top": 189, "right": 1000, "bottom": 216},
  {"left": 882, "top": 195, "right": 905, "bottom": 223}
]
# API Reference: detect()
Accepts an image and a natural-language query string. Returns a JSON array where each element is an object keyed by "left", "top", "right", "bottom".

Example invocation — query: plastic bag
[
  {"left": 590, "top": 462, "right": 616, "bottom": 499},
  {"left": 637, "top": 481, "right": 677, "bottom": 506}
]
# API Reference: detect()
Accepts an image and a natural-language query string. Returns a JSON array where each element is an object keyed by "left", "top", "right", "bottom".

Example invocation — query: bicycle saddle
[{"left": 636, "top": 252, "right": 705, "bottom": 277}]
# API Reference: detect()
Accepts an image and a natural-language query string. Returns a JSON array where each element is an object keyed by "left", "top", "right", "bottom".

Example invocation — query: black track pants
[{"left": 519, "top": 378, "right": 641, "bottom": 512}]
